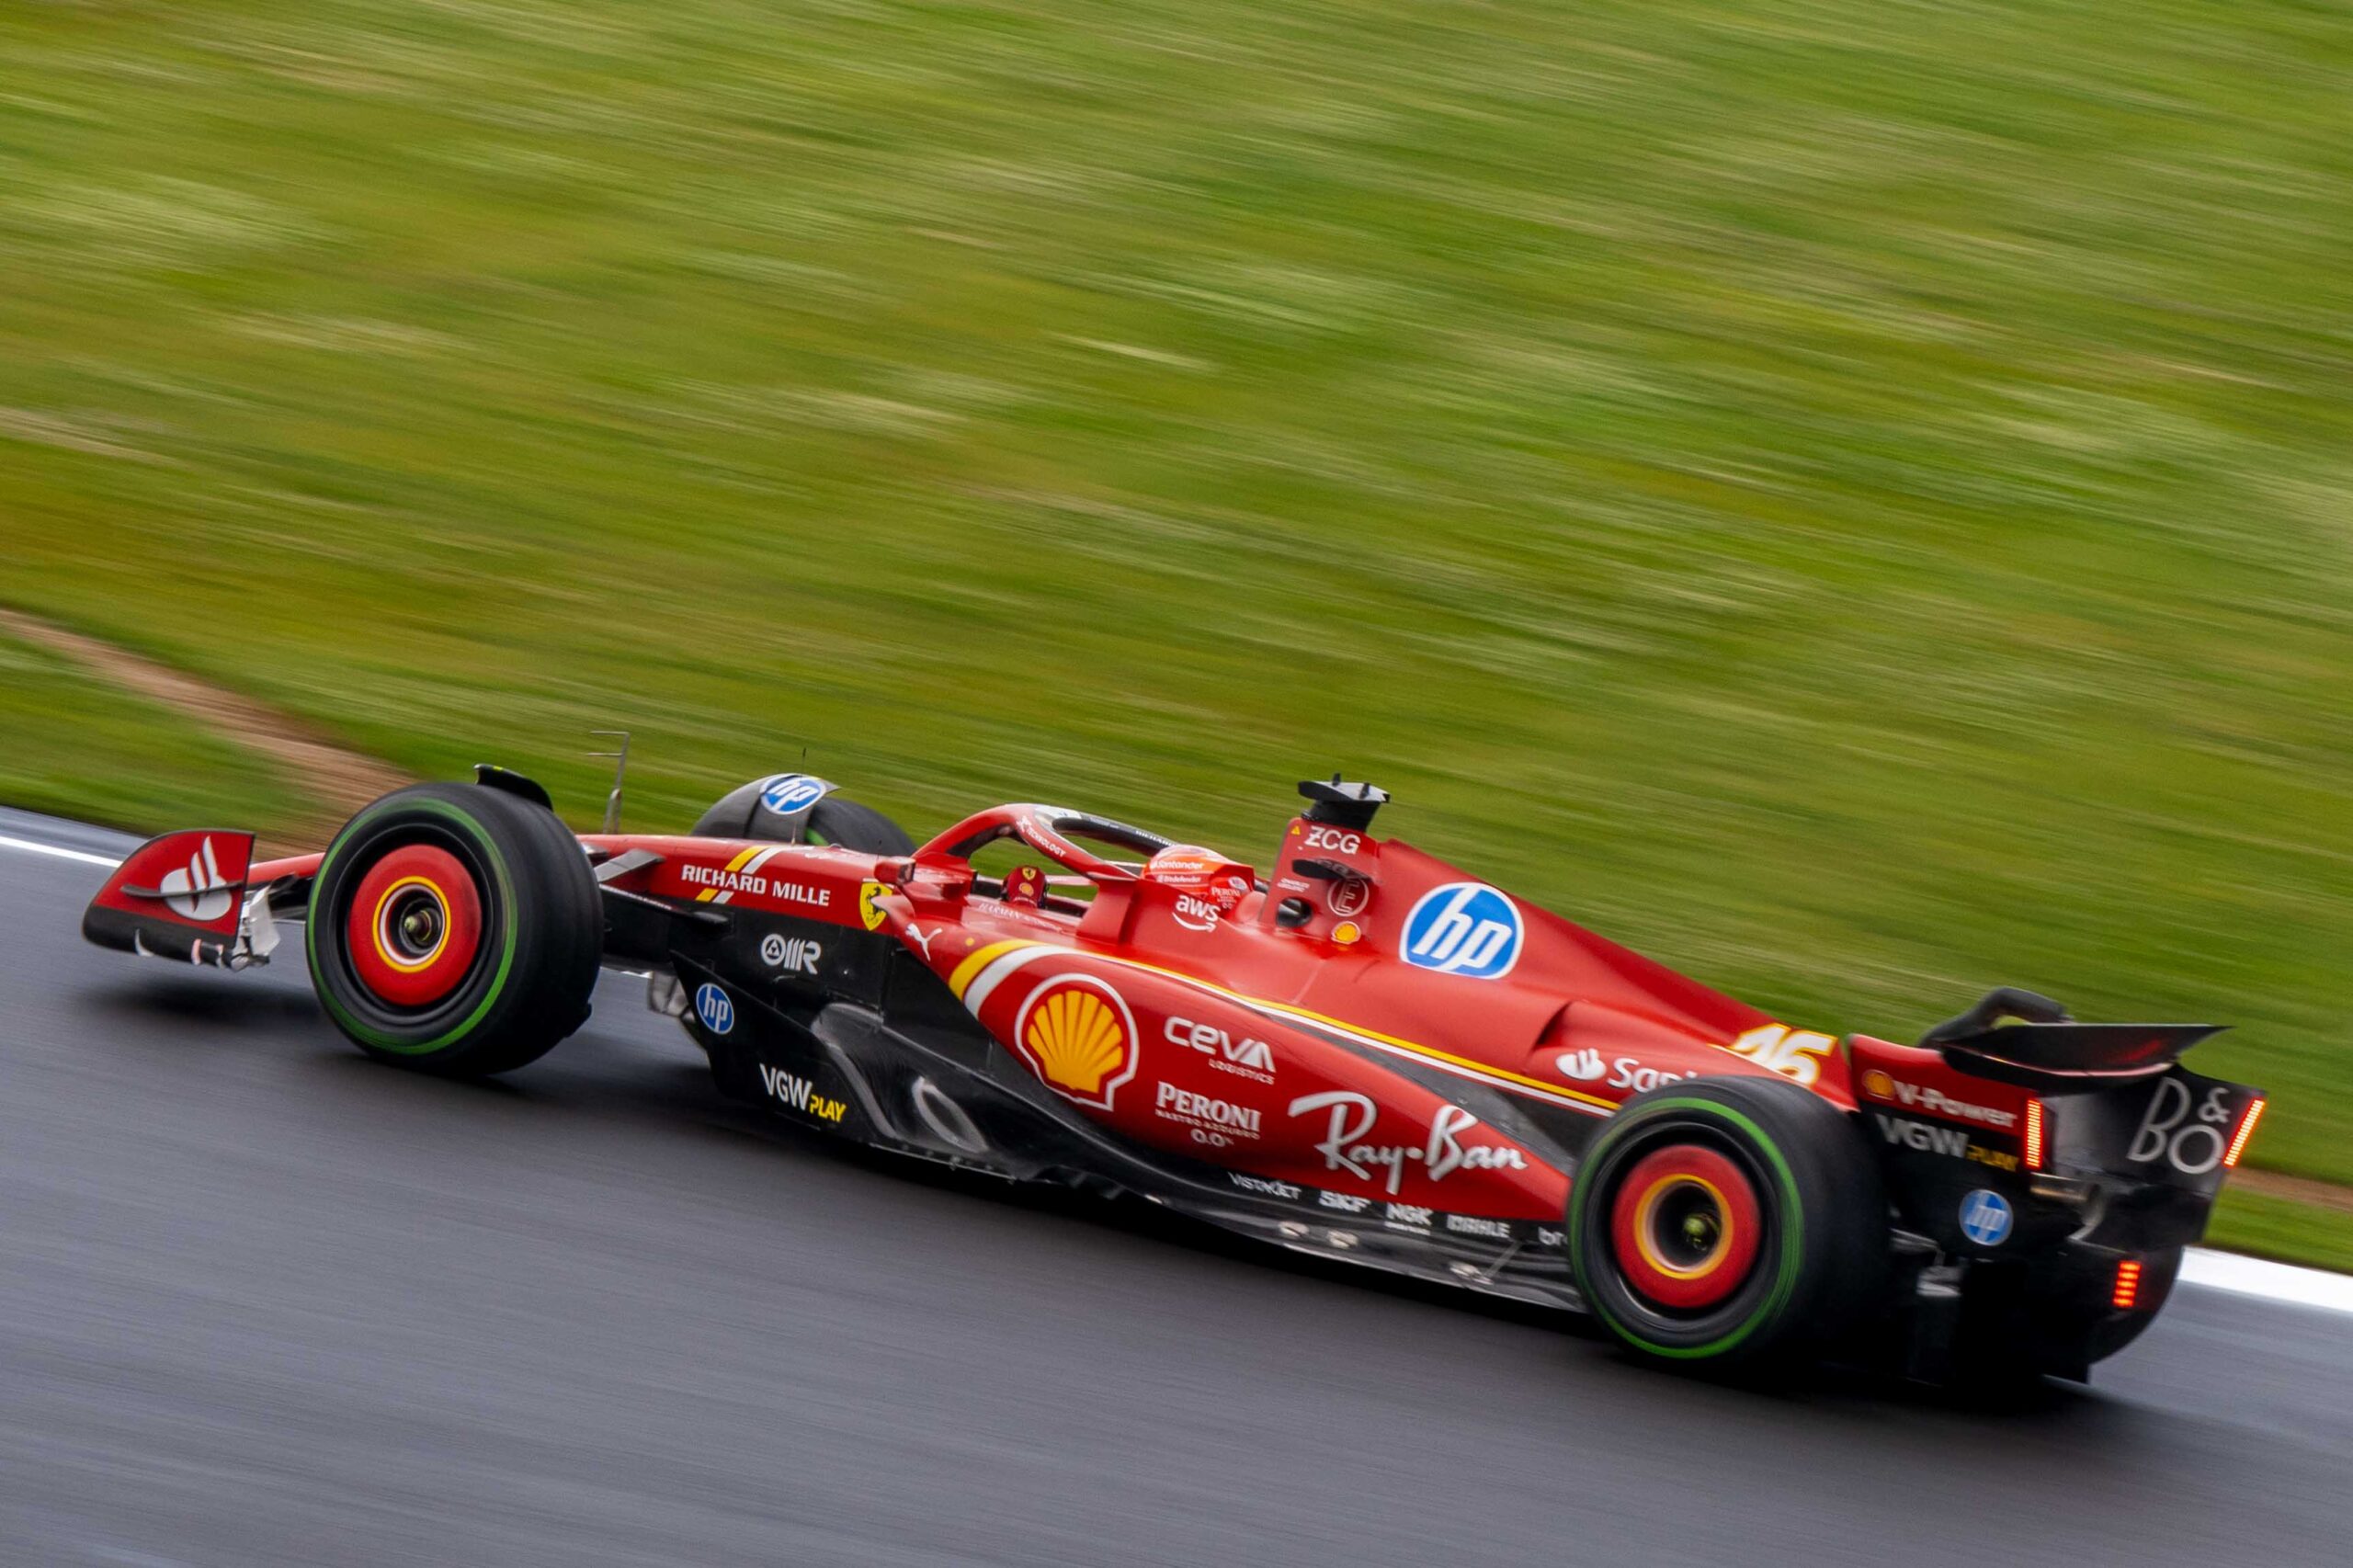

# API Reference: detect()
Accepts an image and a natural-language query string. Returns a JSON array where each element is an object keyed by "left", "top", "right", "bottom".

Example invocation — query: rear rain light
[
  {"left": 2113, "top": 1259, "right": 2144, "bottom": 1312},
  {"left": 2224, "top": 1098, "right": 2267, "bottom": 1169},
  {"left": 2023, "top": 1096, "right": 2047, "bottom": 1171}
]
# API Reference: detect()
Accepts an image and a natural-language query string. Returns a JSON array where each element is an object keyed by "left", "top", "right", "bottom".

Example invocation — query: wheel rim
[
  {"left": 345, "top": 844, "right": 483, "bottom": 1008},
  {"left": 1608, "top": 1143, "right": 1764, "bottom": 1312}
]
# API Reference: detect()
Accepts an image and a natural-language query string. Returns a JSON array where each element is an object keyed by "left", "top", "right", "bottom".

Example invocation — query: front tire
[
  {"left": 307, "top": 782, "right": 601, "bottom": 1075},
  {"left": 1567, "top": 1076, "right": 1889, "bottom": 1375}
]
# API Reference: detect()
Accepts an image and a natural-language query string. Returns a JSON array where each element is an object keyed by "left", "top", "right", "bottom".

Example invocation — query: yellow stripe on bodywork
[
  {"left": 1255, "top": 995, "right": 1615, "bottom": 1112},
  {"left": 949, "top": 939, "right": 1035, "bottom": 999},
  {"left": 1049, "top": 949, "right": 1619, "bottom": 1116},
  {"left": 921, "top": 925, "right": 1614, "bottom": 1117},
  {"left": 693, "top": 844, "right": 767, "bottom": 903}
]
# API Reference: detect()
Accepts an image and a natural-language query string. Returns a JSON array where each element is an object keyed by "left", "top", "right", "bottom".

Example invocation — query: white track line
[
  {"left": 0, "top": 833, "right": 119, "bottom": 868},
  {"left": 3, "top": 825, "right": 2350, "bottom": 1312},
  {"left": 2180, "top": 1249, "right": 2353, "bottom": 1315}
]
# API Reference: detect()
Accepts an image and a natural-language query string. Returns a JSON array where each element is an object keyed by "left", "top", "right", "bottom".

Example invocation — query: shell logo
[
  {"left": 1014, "top": 975, "right": 1139, "bottom": 1110},
  {"left": 1860, "top": 1068, "right": 1896, "bottom": 1101}
]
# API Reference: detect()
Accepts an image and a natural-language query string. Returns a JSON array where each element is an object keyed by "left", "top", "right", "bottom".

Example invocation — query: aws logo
[{"left": 1014, "top": 975, "right": 1139, "bottom": 1110}]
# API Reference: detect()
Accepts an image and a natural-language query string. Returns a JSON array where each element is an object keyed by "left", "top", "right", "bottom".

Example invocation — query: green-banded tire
[
  {"left": 306, "top": 782, "right": 601, "bottom": 1075},
  {"left": 1566, "top": 1075, "right": 1888, "bottom": 1374}
]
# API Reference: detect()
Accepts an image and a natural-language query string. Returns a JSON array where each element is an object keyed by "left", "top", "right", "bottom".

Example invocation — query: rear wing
[
  {"left": 1934, "top": 1022, "right": 2225, "bottom": 1089},
  {"left": 1872, "top": 990, "right": 2263, "bottom": 1255},
  {"left": 82, "top": 829, "right": 282, "bottom": 970},
  {"left": 1918, "top": 984, "right": 2223, "bottom": 1090}
]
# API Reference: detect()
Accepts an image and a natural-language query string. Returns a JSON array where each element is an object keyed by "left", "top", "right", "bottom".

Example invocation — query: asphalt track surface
[{"left": 4, "top": 810, "right": 2349, "bottom": 1567}]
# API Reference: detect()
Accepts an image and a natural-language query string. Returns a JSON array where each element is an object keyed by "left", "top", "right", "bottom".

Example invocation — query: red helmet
[{"left": 1142, "top": 845, "right": 1254, "bottom": 913}]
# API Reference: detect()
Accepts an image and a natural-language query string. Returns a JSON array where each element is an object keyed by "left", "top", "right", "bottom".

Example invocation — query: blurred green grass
[
  {"left": 1, "top": 1, "right": 2347, "bottom": 1207},
  {"left": 0, "top": 632, "right": 308, "bottom": 833},
  {"left": 2206, "top": 1187, "right": 2353, "bottom": 1278}
]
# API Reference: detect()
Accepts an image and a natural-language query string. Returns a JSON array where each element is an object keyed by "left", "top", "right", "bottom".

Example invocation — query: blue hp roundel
[
  {"left": 694, "top": 983, "right": 735, "bottom": 1036},
  {"left": 1400, "top": 881, "right": 1523, "bottom": 979},
  {"left": 1958, "top": 1188, "right": 2013, "bottom": 1247},
  {"left": 758, "top": 774, "right": 827, "bottom": 816}
]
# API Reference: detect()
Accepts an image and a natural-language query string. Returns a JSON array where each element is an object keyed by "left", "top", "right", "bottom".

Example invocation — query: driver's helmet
[{"left": 1142, "top": 845, "right": 1254, "bottom": 914}]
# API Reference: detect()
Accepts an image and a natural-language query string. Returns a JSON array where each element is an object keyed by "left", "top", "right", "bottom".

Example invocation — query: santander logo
[{"left": 160, "top": 837, "right": 235, "bottom": 922}]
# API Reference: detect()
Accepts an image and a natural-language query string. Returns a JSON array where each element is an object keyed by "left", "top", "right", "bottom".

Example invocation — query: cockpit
[{"left": 904, "top": 803, "right": 1260, "bottom": 934}]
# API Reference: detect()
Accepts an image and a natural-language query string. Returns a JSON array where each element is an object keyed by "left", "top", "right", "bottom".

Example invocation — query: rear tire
[
  {"left": 1567, "top": 1076, "right": 1889, "bottom": 1375},
  {"left": 307, "top": 782, "right": 601, "bottom": 1075}
]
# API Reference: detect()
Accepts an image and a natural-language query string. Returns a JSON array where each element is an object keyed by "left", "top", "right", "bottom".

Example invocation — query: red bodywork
[
  {"left": 563, "top": 801, "right": 1909, "bottom": 1222},
  {"left": 86, "top": 779, "right": 2252, "bottom": 1377}
]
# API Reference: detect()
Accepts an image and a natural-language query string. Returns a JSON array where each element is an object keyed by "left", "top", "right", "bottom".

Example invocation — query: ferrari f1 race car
[{"left": 82, "top": 766, "right": 2266, "bottom": 1383}]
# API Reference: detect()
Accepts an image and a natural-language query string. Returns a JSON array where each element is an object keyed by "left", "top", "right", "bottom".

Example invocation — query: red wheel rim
[
  {"left": 345, "top": 845, "right": 483, "bottom": 1008},
  {"left": 1608, "top": 1144, "right": 1764, "bottom": 1311}
]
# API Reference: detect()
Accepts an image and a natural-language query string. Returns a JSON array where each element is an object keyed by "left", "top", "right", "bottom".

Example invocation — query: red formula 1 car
[{"left": 83, "top": 767, "right": 2266, "bottom": 1382}]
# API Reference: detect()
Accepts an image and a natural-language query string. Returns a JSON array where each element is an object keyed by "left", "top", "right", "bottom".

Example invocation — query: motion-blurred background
[{"left": 2, "top": 2, "right": 2347, "bottom": 1258}]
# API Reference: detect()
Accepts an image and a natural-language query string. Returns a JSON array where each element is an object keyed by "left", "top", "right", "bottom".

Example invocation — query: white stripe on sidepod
[
  {"left": 2181, "top": 1248, "right": 2353, "bottom": 1315},
  {"left": 0, "top": 834, "right": 119, "bottom": 868},
  {"left": 962, "top": 946, "right": 1056, "bottom": 1017}
]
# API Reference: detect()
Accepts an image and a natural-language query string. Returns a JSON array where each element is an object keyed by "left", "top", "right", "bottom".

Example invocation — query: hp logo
[
  {"left": 1401, "top": 882, "right": 1523, "bottom": 980},
  {"left": 694, "top": 983, "right": 736, "bottom": 1036},
  {"left": 758, "top": 774, "right": 827, "bottom": 816},
  {"left": 1958, "top": 1188, "right": 2013, "bottom": 1247}
]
